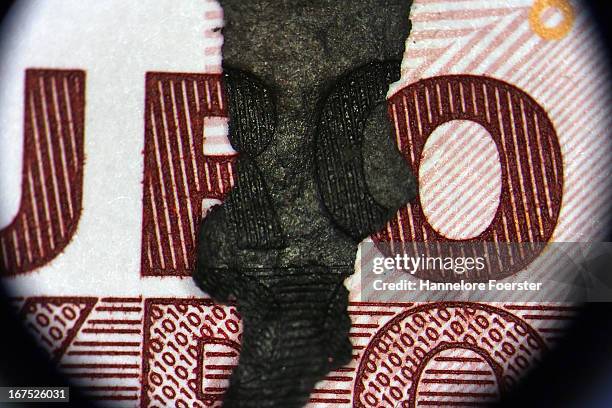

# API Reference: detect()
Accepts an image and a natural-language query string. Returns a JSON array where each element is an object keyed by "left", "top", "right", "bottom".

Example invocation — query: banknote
[{"left": 0, "top": 0, "right": 609, "bottom": 407}]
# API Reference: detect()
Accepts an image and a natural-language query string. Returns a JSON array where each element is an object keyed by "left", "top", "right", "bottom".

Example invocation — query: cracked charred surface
[{"left": 194, "top": 1, "right": 416, "bottom": 406}]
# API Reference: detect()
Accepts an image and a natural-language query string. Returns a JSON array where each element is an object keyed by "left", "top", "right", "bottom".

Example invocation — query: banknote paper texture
[{"left": 0, "top": 0, "right": 609, "bottom": 407}]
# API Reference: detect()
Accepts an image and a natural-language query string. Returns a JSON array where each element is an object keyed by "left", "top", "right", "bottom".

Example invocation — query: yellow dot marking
[{"left": 529, "top": 0, "right": 575, "bottom": 40}]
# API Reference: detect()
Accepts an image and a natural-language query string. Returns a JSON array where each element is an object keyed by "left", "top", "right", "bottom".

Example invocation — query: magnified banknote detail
[
  {"left": 193, "top": 2, "right": 416, "bottom": 405},
  {"left": 0, "top": 0, "right": 610, "bottom": 407}
]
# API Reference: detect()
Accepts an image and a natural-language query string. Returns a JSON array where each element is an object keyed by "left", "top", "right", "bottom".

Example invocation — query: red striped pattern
[
  {"left": 353, "top": 303, "right": 549, "bottom": 407},
  {"left": 394, "top": 2, "right": 612, "bottom": 246},
  {"left": 0, "top": 70, "right": 85, "bottom": 275},
  {"left": 416, "top": 350, "right": 500, "bottom": 406},
  {"left": 140, "top": 73, "right": 236, "bottom": 276},
  {"left": 199, "top": 339, "right": 239, "bottom": 402},
  {"left": 375, "top": 75, "right": 563, "bottom": 280},
  {"left": 202, "top": 0, "right": 224, "bottom": 73},
  {"left": 12, "top": 297, "right": 572, "bottom": 407},
  {"left": 20, "top": 297, "right": 95, "bottom": 361},
  {"left": 60, "top": 298, "right": 143, "bottom": 404}
]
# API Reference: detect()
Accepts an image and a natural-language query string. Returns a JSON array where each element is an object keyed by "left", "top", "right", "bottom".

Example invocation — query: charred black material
[
  {"left": 315, "top": 60, "right": 415, "bottom": 240},
  {"left": 194, "top": 1, "right": 416, "bottom": 406},
  {"left": 223, "top": 68, "right": 286, "bottom": 249}
]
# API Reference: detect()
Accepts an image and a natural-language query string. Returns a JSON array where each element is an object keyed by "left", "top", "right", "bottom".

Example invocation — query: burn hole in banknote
[{"left": 193, "top": 1, "right": 416, "bottom": 406}]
